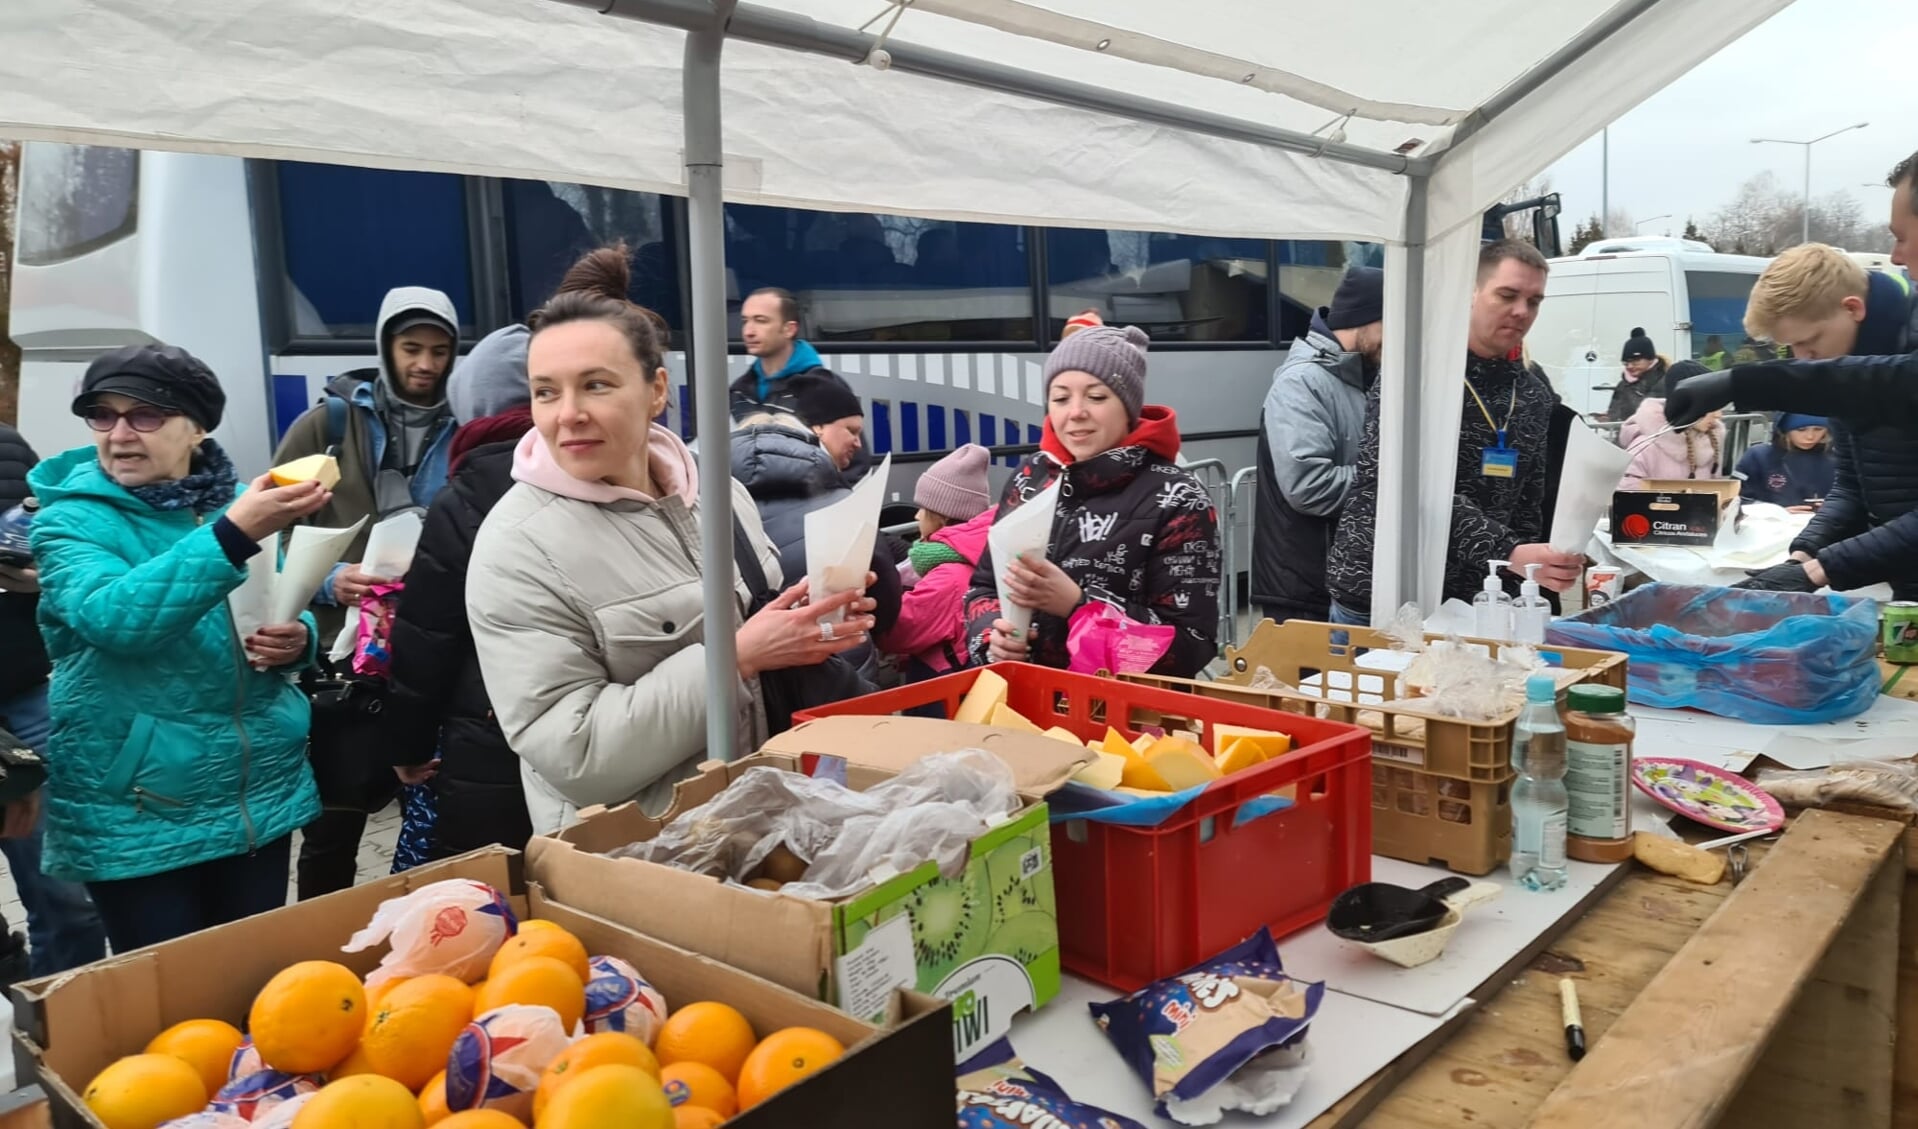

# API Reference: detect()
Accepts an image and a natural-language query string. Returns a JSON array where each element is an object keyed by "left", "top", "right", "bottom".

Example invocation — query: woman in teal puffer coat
[{"left": 28, "top": 343, "right": 332, "bottom": 952}]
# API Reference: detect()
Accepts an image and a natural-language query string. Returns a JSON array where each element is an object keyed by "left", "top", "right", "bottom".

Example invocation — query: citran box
[
  {"left": 527, "top": 716, "right": 1089, "bottom": 1062},
  {"left": 7, "top": 847, "right": 954, "bottom": 1129},
  {"left": 793, "top": 662, "right": 1374, "bottom": 992}
]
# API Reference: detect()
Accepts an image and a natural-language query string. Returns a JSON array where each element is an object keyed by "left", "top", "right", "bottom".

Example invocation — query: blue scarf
[
  {"left": 751, "top": 340, "right": 825, "bottom": 401},
  {"left": 126, "top": 439, "right": 239, "bottom": 515}
]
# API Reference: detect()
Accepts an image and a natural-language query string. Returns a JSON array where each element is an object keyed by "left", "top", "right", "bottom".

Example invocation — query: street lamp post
[
  {"left": 1752, "top": 122, "right": 1870, "bottom": 245},
  {"left": 1635, "top": 214, "right": 1673, "bottom": 234}
]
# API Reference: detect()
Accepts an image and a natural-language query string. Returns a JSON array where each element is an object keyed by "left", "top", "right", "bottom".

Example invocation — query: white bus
[
  {"left": 1526, "top": 238, "right": 1771, "bottom": 419},
  {"left": 10, "top": 144, "right": 1373, "bottom": 516}
]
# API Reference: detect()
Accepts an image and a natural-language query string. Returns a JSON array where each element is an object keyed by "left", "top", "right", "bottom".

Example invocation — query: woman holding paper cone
[
  {"left": 26, "top": 343, "right": 327, "bottom": 951},
  {"left": 465, "top": 246, "right": 877, "bottom": 834},
  {"left": 963, "top": 324, "right": 1221, "bottom": 676}
]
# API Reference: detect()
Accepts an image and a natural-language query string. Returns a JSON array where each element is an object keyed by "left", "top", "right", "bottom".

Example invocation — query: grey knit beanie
[
  {"left": 1043, "top": 324, "right": 1150, "bottom": 424},
  {"left": 448, "top": 323, "right": 530, "bottom": 425}
]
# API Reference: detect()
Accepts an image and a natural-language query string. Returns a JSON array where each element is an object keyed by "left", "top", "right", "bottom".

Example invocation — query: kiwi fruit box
[{"left": 527, "top": 715, "right": 1091, "bottom": 1062}]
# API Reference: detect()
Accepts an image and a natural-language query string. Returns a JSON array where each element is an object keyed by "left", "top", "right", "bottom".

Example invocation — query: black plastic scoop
[{"left": 1326, "top": 877, "right": 1472, "bottom": 943}]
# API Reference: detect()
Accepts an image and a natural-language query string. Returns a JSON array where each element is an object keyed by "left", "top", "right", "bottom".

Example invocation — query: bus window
[
  {"left": 1275, "top": 240, "right": 1382, "bottom": 343},
  {"left": 1048, "top": 229, "right": 1269, "bottom": 343},
  {"left": 724, "top": 205, "right": 1033, "bottom": 344},
  {"left": 1684, "top": 270, "right": 1760, "bottom": 361},
  {"left": 504, "top": 182, "right": 682, "bottom": 329},
  {"left": 275, "top": 162, "right": 475, "bottom": 341},
  {"left": 17, "top": 144, "right": 139, "bottom": 266}
]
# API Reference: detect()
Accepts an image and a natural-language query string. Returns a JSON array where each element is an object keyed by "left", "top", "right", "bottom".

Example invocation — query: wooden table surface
[{"left": 1308, "top": 846, "right": 1755, "bottom": 1127}]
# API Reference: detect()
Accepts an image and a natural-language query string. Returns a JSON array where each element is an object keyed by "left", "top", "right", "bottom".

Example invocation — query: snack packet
[
  {"left": 1088, "top": 927, "right": 1322, "bottom": 1125},
  {"left": 447, "top": 1004, "right": 575, "bottom": 1121},
  {"left": 342, "top": 879, "right": 519, "bottom": 987},
  {"left": 956, "top": 1038, "right": 1146, "bottom": 1129},
  {"left": 251, "top": 1092, "right": 316, "bottom": 1129},
  {"left": 227, "top": 1038, "right": 265, "bottom": 1083},
  {"left": 210, "top": 1070, "right": 321, "bottom": 1121},
  {"left": 160, "top": 1116, "right": 250, "bottom": 1129},
  {"left": 583, "top": 954, "right": 670, "bottom": 1044},
  {"left": 1067, "top": 600, "right": 1175, "bottom": 675}
]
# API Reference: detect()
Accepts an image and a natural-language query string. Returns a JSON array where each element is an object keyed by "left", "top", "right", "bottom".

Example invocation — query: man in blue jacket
[{"left": 730, "top": 288, "right": 870, "bottom": 480}]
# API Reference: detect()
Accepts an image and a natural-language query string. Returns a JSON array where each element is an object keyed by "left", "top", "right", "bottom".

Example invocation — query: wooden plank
[
  {"left": 1529, "top": 810, "right": 1904, "bottom": 1129},
  {"left": 1720, "top": 832, "right": 1901, "bottom": 1127},
  {"left": 1898, "top": 869, "right": 1918, "bottom": 1129},
  {"left": 1349, "top": 858, "right": 1730, "bottom": 1127}
]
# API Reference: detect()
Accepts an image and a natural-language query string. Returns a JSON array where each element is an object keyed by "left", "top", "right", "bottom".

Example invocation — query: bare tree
[
  {"left": 0, "top": 140, "right": 17, "bottom": 425},
  {"left": 1496, "top": 175, "right": 1555, "bottom": 241}
]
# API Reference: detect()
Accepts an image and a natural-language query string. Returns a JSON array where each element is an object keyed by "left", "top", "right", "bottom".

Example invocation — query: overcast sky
[{"left": 1541, "top": 0, "right": 1917, "bottom": 239}]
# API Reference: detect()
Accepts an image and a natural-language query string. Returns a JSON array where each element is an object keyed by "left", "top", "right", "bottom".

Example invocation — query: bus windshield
[{"left": 1685, "top": 270, "right": 1759, "bottom": 363}]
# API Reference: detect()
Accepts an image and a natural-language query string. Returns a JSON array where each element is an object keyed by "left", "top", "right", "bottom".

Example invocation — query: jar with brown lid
[{"left": 1564, "top": 685, "right": 1634, "bottom": 863}]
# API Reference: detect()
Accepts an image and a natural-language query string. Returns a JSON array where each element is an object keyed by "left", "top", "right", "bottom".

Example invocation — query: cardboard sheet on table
[
  {"left": 1009, "top": 974, "right": 1466, "bottom": 1128},
  {"left": 1277, "top": 855, "right": 1622, "bottom": 1018},
  {"left": 1632, "top": 697, "right": 1918, "bottom": 772}
]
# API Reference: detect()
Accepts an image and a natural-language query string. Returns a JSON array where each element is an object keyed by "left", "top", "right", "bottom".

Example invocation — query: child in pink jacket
[
  {"left": 1619, "top": 360, "right": 1727, "bottom": 489},
  {"left": 882, "top": 444, "right": 993, "bottom": 680}
]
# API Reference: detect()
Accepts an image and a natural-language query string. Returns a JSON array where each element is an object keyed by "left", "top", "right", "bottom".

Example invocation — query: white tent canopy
[{"left": 3, "top": 0, "right": 1792, "bottom": 751}]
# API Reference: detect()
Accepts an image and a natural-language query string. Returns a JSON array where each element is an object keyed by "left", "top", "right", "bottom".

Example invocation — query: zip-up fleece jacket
[{"left": 26, "top": 447, "right": 320, "bottom": 883}]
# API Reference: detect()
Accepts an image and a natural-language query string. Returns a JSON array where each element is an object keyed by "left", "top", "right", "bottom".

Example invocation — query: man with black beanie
[
  {"left": 1606, "top": 327, "right": 1665, "bottom": 422},
  {"left": 1251, "top": 266, "right": 1382, "bottom": 622}
]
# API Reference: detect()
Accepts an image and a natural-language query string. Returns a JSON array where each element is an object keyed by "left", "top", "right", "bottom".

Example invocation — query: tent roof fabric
[{"left": 1, "top": 0, "right": 1788, "bottom": 245}]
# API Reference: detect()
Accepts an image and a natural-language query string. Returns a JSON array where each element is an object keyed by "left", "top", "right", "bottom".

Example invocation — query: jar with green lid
[{"left": 1563, "top": 684, "right": 1634, "bottom": 863}]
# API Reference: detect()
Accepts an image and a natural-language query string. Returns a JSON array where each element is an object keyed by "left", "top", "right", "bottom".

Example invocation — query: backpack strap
[
  {"left": 322, "top": 393, "right": 348, "bottom": 456},
  {"left": 730, "top": 516, "right": 774, "bottom": 612}
]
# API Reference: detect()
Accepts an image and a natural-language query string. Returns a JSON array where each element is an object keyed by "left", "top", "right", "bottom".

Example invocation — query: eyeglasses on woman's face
[{"left": 81, "top": 404, "right": 175, "bottom": 433}]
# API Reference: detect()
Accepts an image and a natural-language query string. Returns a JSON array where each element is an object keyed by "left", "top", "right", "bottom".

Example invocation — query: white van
[{"left": 1528, "top": 238, "right": 1771, "bottom": 419}]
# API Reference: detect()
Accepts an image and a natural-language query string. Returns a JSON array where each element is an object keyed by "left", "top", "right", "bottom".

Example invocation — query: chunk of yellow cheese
[
  {"left": 954, "top": 668, "right": 1009, "bottom": 725},
  {"left": 1071, "top": 751, "right": 1126, "bottom": 790},
  {"left": 1214, "top": 738, "right": 1267, "bottom": 776},
  {"left": 988, "top": 701, "right": 1042, "bottom": 734},
  {"left": 268, "top": 453, "right": 341, "bottom": 490},
  {"left": 1146, "top": 736, "right": 1224, "bottom": 791},
  {"left": 1043, "top": 726, "right": 1082, "bottom": 747},
  {"left": 1212, "top": 724, "right": 1292, "bottom": 761},
  {"left": 1099, "top": 728, "right": 1136, "bottom": 758}
]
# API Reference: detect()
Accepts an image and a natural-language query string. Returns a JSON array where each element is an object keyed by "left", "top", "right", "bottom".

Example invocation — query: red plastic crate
[{"left": 794, "top": 663, "right": 1372, "bottom": 991}]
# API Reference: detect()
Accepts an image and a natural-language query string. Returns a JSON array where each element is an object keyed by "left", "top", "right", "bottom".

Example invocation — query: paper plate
[{"left": 1631, "top": 757, "right": 1785, "bottom": 834}]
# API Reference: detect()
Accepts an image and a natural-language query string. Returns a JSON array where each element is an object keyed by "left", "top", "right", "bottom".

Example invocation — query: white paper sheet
[
  {"left": 226, "top": 530, "right": 280, "bottom": 641},
  {"left": 1551, "top": 420, "right": 1633, "bottom": 555},
  {"left": 803, "top": 454, "right": 890, "bottom": 624},
  {"left": 359, "top": 511, "right": 424, "bottom": 580},
  {"left": 986, "top": 478, "right": 1061, "bottom": 639},
  {"left": 268, "top": 520, "right": 366, "bottom": 626}
]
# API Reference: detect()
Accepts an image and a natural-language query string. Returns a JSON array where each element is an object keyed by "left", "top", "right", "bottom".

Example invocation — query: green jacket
[{"left": 26, "top": 448, "right": 320, "bottom": 883}]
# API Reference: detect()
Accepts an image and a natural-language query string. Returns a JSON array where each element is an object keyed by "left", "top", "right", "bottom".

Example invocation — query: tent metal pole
[
  {"left": 550, "top": 0, "right": 1422, "bottom": 175},
  {"left": 684, "top": 0, "right": 742, "bottom": 760},
  {"left": 1373, "top": 175, "right": 1429, "bottom": 622}
]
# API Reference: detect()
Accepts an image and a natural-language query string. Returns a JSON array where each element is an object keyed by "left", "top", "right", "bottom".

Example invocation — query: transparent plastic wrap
[
  {"left": 1547, "top": 584, "right": 1879, "bottom": 723},
  {"left": 340, "top": 879, "right": 518, "bottom": 987},
  {"left": 611, "top": 751, "right": 1022, "bottom": 902},
  {"left": 1758, "top": 759, "right": 1918, "bottom": 814}
]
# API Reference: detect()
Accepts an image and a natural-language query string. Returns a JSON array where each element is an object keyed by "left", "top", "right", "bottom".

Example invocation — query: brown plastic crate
[{"left": 1372, "top": 764, "right": 1513, "bottom": 875}]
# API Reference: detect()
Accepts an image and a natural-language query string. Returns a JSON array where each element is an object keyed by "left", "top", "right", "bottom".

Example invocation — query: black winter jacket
[
  {"left": 385, "top": 438, "right": 533, "bottom": 859},
  {"left": 0, "top": 424, "right": 49, "bottom": 698},
  {"left": 1786, "top": 271, "right": 1918, "bottom": 596},
  {"left": 963, "top": 409, "right": 1220, "bottom": 677},
  {"left": 1326, "top": 352, "right": 1555, "bottom": 610}
]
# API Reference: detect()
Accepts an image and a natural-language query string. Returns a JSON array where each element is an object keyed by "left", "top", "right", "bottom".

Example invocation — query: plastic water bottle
[
  {"left": 0, "top": 498, "right": 35, "bottom": 565},
  {"left": 1511, "top": 673, "right": 1569, "bottom": 891}
]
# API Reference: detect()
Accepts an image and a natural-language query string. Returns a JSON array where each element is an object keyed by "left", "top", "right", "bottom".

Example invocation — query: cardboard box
[
  {"left": 528, "top": 715, "right": 1090, "bottom": 1062},
  {"left": 9, "top": 848, "right": 953, "bottom": 1129},
  {"left": 1612, "top": 478, "right": 1741, "bottom": 547}
]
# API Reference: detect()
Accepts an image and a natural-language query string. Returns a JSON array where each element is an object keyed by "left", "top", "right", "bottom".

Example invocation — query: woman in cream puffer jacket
[{"left": 465, "top": 248, "right": 878, "bottom": 834}]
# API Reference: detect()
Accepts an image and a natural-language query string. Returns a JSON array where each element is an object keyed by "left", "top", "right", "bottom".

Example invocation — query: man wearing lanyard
[{"left": 1324, "top": 240, "right": 1584, "bottom": 622}]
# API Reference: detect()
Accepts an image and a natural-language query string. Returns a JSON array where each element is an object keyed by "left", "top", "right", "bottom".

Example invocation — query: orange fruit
[
  {"left": 436, "top": 1113, "right": 524, "bottom": 1129},
  {"left": 472, "top": 956, "right": 585, "bottom": 1033},
  {"left": 365, "top": 977, "right": 411, "bottom": 1032},
  {"left": 144, "top": 1017, "right": 244, "bottom": 1097},
  {"left": 489, "top": 925, "right": 591, "bottom": 984},
  {"left": 364, "top": 975, "right": 478, "bottom": 1091},
  {"left": 673, "top": 1108, "right": 726, "bottom": 1129},
  {"left": 652, "top": 1003, "right": 756, "bottom": 1085},
  {"left": 418, "top": 1069, "right": 451, "bottom": 1126},
  {"left": 657, "top": 1062, "right": 735, "bottom": 1117},
  {"left": 251, "top": 960, "right": 368, "bottom": 1074},
  {"left": 518, "top": 920, "right": 560, "bottom": 935},
  {"left": 734, "top": 1027, "right": 844, "bottom": 1110},
  {"left": 533, "top": 1063, "right": 672, "bottom": 1129},
  {"left": 292, "top": 1075, "right": 425, "bottom": 1128},
  {"left": 331, "top": 1041, "right": 381, "bottom": 1079},
  {"left": 82, "top": 1053, "right": 208, "bottom": 1129},
  {"left": 467, "top": 980, "right": 487, "bottom": 1015},
  {"left": 535, "top": 1032, "right": 661, "bottom": 1119}
]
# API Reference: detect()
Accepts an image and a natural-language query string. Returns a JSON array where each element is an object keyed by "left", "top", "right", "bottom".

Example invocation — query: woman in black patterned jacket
[{"left": 963, "top": 324, "right": 1221, "bottom": 677}]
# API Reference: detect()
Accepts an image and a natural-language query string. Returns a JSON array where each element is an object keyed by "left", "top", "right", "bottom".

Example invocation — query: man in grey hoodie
[{"left": 1250, "top": 268, "right": 1382, "bottom": 623}]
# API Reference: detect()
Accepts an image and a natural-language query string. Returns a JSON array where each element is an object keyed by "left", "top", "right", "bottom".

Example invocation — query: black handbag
[
  {"left": 0, "top": 730, "right": 46, "bottom": 807},
  {"left": 301, "top": 664, "right": 403, "bottom": 813},
  {"left": 730, "top": 518, "right": 876, "bottom": 735}
]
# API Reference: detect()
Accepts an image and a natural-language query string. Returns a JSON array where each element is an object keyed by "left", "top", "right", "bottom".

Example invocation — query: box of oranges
[{"left": 9, "top": 847, "right": 953, "bottom": 1129}]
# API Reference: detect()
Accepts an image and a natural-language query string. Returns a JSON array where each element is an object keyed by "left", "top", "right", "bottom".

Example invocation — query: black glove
[
  {"left": 1664, "top": 369, "right": 1734, "bottom": 427},
  {"left": 1732, "top": 560, "right": 1819, "bottom": 593}
]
